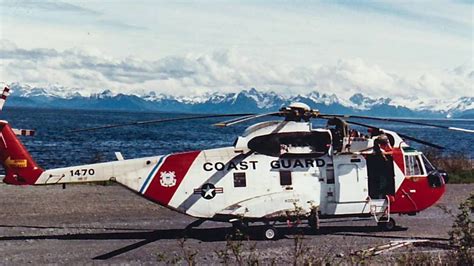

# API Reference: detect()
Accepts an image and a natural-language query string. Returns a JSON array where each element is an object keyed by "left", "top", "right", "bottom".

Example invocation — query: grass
[
  {"left": 422, "top": 148, "right": 473, "bottom": 184},
  {"left": 448, "top": 170, "right": 474, "bottom": 184},
  {"left": 154, "top": 195, "right": 473, "bottom": 265}
]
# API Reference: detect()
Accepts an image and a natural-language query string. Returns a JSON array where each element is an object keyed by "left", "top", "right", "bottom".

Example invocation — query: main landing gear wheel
[
  {"left": 308, "top": 210, "right": 320, "bottom": 231},
  {"left": 378, "top": 218, "right": 396, "bottom": 231},
  {"left": 262, "top": 226, "right": 278, "bottom": 240}
]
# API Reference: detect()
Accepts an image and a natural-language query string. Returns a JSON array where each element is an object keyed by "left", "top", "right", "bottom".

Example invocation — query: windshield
[
  {"left": 422, "top": 154, "right": 436, "bottom": 173},
  {"left": 405, "top": 155, "right": 424, "bottom": 176}
]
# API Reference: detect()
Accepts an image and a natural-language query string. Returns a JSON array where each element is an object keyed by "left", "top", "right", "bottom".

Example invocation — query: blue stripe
[{"left": 140, "top": 156, "right": 166, "bottom": 194}]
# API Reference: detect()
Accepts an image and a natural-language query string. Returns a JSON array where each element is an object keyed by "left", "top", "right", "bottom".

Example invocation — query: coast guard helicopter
[{"left": 0, "top": 86, "right": 471, "bottom": 240}]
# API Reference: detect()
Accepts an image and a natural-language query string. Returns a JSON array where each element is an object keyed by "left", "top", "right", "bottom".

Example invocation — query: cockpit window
[
  {"left": 405, "top": 155, "right": 425, "bottom": 176},
  {"left": 422, "top": 154, "right": 436, "bottom": 173}
]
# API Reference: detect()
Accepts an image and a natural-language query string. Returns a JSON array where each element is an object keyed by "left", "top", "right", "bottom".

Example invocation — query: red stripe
[
  {"left": 143, "top": 151, "right": 200, "bottom": 206},
  {"left": 392, "top": 147, "right": 404, "bottom": 173},
  {"left": 1, "top": 95, "right": 6, "bottom": 100},
  {"left": 3, "top": 87, "right": 9, "bottom": 92}
]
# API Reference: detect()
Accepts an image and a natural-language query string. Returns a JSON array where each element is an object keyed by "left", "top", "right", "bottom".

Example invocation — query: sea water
[{"left": 2, "top": 107, "right": 473, "bottom": 170}]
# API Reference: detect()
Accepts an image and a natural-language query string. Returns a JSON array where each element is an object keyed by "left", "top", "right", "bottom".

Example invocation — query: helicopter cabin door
[{"left": 334, "top": 155, "right": 368, "bottom": 202}]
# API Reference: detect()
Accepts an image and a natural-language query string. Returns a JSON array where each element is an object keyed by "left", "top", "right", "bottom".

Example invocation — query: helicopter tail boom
[
  {"left": 0, "top": 120, "right": 163, "bottom": 189},
  {"left": 0, "top": 121, "right": 44, "bottom": 185}
]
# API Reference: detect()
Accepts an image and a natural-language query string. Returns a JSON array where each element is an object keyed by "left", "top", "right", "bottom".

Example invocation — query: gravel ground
[{"left": 0, "top": 183, "right": 471, "bottom": 264}]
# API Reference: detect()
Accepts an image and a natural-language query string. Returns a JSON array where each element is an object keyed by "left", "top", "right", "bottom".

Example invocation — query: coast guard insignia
[{"left": 159, "top": 171, "right": 177, "bottom": 187}]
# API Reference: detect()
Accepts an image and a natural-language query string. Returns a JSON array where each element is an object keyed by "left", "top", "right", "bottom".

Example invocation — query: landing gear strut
[
  {"left": 377, "top": 217, "right": 396, "bottom": 231},
  {"left": 229, "top": 220, "right": 249, "bottom": 239},
  {"left": 308, "top": 207, "right": 320, "bottom": 230}
]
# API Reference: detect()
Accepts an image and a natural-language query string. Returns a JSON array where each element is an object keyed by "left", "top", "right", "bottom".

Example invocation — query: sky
[{"left": 0, "top": 0, "right": 472, "bottom": 101}]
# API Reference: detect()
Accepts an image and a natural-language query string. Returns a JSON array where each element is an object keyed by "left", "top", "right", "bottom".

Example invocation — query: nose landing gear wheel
[
  {"left": 263, "top": 226, "right": 278, "bottom": 240},
  {"left": 378, "top": 218, "right": 396, "bottom": 231}
]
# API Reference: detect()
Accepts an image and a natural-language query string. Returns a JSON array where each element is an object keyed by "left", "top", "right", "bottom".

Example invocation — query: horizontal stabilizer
[
  {"left": 12, "top": 128, "right": 36, "bottom": 136},
  {"left": 115, "top": 152, "right": 125, "bottom": 161}
]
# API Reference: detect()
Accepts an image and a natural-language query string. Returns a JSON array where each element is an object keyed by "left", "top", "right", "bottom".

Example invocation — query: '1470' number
[{"left": 70, "top": 169, "right": 95, "bottom": 177}]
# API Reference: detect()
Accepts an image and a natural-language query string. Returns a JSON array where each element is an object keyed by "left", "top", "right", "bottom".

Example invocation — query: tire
[
  {"left": 378, "top": 218, "right": 396, "bottom": 231},
  {"left": 263, "top": 226, "right": 278, "bottom": 240},
  {"left": 308, "top": 212, "right": 320, "bottom": 230}
]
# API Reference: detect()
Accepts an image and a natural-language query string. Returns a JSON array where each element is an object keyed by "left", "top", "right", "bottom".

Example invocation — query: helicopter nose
[
  {"left": 427, "top": 170, "right": 448, "bottom": 187},
  {"left": 438, "top": 169, "right": 449, "bottom": 184}
]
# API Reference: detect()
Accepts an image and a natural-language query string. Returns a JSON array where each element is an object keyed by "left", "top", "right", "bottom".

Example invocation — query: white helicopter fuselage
[{"left": 23, "top": 121, "right": 443, "bottom": 222}]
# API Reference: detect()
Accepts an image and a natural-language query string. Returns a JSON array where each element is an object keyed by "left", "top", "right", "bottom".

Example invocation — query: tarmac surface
[{"left": 0, "top": 182, "right": 472, "bottom": 264}]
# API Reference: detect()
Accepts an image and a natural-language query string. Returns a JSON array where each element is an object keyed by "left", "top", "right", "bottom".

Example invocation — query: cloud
[
  {"left": 330, "top": 1, "right": 471, "bottom": 37},
  {"left": 95, "top": 19, "right": 147, "bottom": 31},
  {"left": 1, "top": 0, "right": 145, "bottom": 31},
  {"left": 0, "top": 40, "right": 472, "bottom": 101},
  {"left": 2, "top": 0, "right": 100, "bottom": 15}
]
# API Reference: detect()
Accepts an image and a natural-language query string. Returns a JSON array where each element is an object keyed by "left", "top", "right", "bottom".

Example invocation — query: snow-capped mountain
[
  {"left": 348, "top": 93, "right": 391, "bottom": 110},
  {"left": 9, "top": 83, "right": 84, "bottom": 99},
  {"left": 445, "top": 97, "right": 474, "bottom": 118},
  {"left": 5, "top": 83, "right": 473, "bottom": 118}
]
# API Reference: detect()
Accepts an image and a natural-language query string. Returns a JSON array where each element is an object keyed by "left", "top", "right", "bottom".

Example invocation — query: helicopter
[{"left": 0, "top": 86, "right": 472, "bottom": 240}]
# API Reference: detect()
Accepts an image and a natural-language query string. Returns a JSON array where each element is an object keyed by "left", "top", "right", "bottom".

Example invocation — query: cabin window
[
  {"left": 280, "top": 171, "right": 292, "bottom": 186},
  {"left": 405, "top": 155, "right": 424, "bottom": 176},
  {"left": 233, "top": 172, "right": 246, "bottom": 187}
]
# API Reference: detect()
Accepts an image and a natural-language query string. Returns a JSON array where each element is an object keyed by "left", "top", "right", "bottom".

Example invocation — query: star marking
[
  {"left": 193, "top": 183, "right": 223, "bottom": 200},
  {"left": 202, "top": 184, "right": 216, "bottom": 199}
]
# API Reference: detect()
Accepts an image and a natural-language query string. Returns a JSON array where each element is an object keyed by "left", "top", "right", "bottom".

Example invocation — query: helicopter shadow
[{"left": 0, "top": 224, "right": 444, "bottom": 260}]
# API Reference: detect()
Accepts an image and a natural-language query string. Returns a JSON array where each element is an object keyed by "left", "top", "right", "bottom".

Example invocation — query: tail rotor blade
[{"left": 0, "top": 87, "right": 10, "bottom": 111}]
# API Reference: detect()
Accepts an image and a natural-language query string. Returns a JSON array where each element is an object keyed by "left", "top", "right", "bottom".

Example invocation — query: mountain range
[{"left": 5, "top": 83, "right": 474, "bottom": 118}]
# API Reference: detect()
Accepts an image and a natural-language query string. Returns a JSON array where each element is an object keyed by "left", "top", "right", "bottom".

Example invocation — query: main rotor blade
[
  {"left": 396, "top": 133, "right": 445, "bottom": 150},
  {"left": 320, "top": 114, "right": 474, "bottom": 133},
  {"left": 70, "top": 113, "right": 254, "bottom": 133},
  {"left": 346, "top": 120, "right": 445, "bottom": 150},
  {"left": 213, "top": 112, "right": 282, "bottom": 127}
]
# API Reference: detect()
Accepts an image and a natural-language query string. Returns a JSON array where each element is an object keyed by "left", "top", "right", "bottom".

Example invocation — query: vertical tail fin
[{"left": 0, "top": 121, "right": 44, "bottom": 185}]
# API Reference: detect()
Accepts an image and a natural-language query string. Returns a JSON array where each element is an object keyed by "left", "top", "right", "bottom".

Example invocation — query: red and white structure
[{"left": 0, "top": 103, "right": 450, "bottom": 238}]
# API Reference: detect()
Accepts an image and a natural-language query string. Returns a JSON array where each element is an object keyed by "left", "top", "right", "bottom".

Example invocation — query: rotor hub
[
  {"left": 288, "top": 102, "right": 311, "bottom": 111},
  {"left": 280, "top": 102, "right": 319, "bottom": 122}
]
